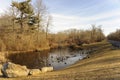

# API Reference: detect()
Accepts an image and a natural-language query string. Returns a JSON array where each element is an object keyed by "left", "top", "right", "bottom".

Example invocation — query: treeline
[
  {"left": 49, "top": 25, "right": 105, "bottom": 48},
  {"left": 0, "top": 0, "right": 50, "bottom": 51},
  {"left": 107, "top": 29, "right": 120, "bottom": 41}
]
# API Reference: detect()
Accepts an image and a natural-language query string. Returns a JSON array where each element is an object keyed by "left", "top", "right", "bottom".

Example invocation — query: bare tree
[
  {"left": 9, "top": 6, "right": 20, "bottom": 31},
  {"left": 45, "top": 15, "right": 52, "bottom": 39},
  {"left": 34, "top": 0, "right": 47, "bottom": 31}
]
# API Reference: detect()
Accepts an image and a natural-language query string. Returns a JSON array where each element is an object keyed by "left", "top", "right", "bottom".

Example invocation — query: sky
[{"left": 0, "top": 0, "right": 120, "bottom": 35}]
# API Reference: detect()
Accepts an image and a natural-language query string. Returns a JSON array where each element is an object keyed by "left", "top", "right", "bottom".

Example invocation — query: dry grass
[
  {"left": 0, "top": 32, "right": 50, "bottom": 52},
  {"left": 0, "top": 42, "right": 120, "bottom": 80}
]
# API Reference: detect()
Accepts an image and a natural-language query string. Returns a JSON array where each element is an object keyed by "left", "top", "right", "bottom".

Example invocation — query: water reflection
[
  {"left": 7, "top": 51, "right": 50, "bottom": 69},
  {"left": 7, "top": 48, "right": 88, "bottom": 70},
  {"left": 49, "top": 48, "right": 87, "bottom": 70}
]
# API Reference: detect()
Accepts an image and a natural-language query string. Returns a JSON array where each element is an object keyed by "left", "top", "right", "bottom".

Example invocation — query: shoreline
[{"left": 0, "top": 41, "right": 110, "bottom": 56}]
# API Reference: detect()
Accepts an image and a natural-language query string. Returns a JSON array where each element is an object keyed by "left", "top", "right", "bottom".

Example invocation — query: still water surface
[{"left": 7, "top": 48, "right": 88, "bottom": 70}]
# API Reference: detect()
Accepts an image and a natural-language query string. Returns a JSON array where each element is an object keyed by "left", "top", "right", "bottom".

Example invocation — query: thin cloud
[{"left": 51, "top": 9, "right": 120, "bottom": 35}]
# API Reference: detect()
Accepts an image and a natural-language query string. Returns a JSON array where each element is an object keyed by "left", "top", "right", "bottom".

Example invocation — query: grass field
[{"left": 0, "top": 41, "right": 120, "bottom": 80}]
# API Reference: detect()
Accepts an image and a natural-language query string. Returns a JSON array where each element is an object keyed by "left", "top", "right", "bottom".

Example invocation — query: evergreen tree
[{"left": 12, "top": 0, "right": 34, "bottom": 32}]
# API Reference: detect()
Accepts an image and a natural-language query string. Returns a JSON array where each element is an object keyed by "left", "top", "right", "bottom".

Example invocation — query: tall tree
[
  {"left": 8, "top": 6, "right": 19, "bottom": 31},
  {"left": 34, "top": 0, "right": 47, "bottom": 31},
  {"left": 12, "top": 0, "right": 34, "bottom": 32},
  {"left": 45, "top": 15, "right": 52, "bottom": 39}
]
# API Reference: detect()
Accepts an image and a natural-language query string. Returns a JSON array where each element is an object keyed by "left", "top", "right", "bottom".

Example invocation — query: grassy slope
[{"left": 0, "top": 41, "right": 120, "bottom": 80}]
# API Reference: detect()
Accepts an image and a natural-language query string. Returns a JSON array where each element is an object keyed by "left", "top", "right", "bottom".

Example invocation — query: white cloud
[
  {"left": 50, "top": 9, "right": 120, "bottom": 35},
  {"left": 52, "top": 9, "right": 120, "bottom": 24},
  {"left": 108, "top": 0, "right": 120, "bottom": 3}
]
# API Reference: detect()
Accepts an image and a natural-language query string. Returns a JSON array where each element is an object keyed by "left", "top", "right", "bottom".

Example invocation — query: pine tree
[{"left": 12, "top": 0, "right": 34, "bottom": 32}]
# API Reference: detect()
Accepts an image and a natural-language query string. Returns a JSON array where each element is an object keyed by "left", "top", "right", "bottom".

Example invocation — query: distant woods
[
  {"left": 107, "top": 29, "right": 120, "bottom": 41},
  {"left": 49, "top": 25, "right": 105, "bottom": 48},
  {"left": 0, "top": 0, "right": 105, "bottom": 52}
]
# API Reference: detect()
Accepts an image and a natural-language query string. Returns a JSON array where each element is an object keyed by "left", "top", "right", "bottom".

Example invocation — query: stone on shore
[
  {"left": 0, "top": 64, "right": 2, "bottom": 76},
  {"left": 41, "top": 67, "right": 53, "bottom": 73},
  {"left": 29, "top": 69, "right": 41, "bottom": 75},
  {"left": 1, "top": 62, "right": 29, "bottom": 78}
]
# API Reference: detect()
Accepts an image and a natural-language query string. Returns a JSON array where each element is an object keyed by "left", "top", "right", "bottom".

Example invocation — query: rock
[
  {"left": 41, "top": 67, "right": 53, "bottom": 73},
  {"left": 0, "top": 64, "right": 2, "bottom": 76},
  {"left": 29, "top": 69, "right": 41, "bottom": 75},
  {"left": 1, "top": 62, "right": 29, "bottom": 78}
]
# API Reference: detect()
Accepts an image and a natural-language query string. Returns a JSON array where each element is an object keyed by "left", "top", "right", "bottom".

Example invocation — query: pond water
[
  {"left": 7, "top": 48, "right": 89, "bottom": 70},
  {"left": 109, "top": 40, "right": 120, "bottom": 48}
]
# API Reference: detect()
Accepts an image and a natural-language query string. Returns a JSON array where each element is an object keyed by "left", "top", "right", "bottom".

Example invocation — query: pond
[{"left": 7, "top": 48, "right": 89, "bottom": 70}]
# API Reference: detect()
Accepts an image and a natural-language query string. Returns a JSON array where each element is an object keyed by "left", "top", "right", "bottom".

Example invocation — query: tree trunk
[
  {"left": 20, "top": 12, "right": 24, "bottom": 33},
  {"left": 46, "top": 23, "right": 49, "bottom": 39}
]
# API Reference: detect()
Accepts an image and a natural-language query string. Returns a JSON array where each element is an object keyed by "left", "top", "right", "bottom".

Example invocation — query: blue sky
[{"left": 0, "top": 0, "right": 120, "bottom": 35}]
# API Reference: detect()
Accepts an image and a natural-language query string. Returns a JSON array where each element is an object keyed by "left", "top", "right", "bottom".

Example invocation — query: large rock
[
  {"left": 29, "top": 69, "right": 41, "bottom": 75},
  {"left": 41, "top": 67, "right": 53, "bottom": 73},
  {"left": 1, "top": 62, "right": 29, "bottom": 78},
  {"left": 0, "top": 64, "right": 2, "bottom": 76}
]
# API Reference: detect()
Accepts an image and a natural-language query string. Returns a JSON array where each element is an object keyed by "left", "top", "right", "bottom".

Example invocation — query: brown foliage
[
  {"left": 49, "top": 26, "right": 105, "bottom": 47},
  {"left": 107, "top": 29, "right": 120, "bottom": 41}
]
